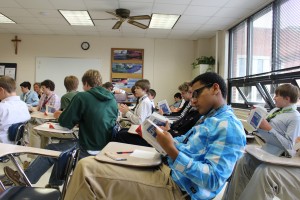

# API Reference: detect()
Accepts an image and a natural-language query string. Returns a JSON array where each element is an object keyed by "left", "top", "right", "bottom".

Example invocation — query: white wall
[{"left": 0, "top": 34, "right": 213, "bottom": 104}]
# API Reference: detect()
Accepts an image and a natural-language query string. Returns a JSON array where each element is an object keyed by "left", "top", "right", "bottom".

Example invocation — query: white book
[
  {"left": 157, "top": 99, "right": 171, "bottom": 115},
  {"left": 140, "top": 113, "right": 168, "bottom": 156},
  {"left": 247, "top": 106, "right": 268, "bottom": 130}
]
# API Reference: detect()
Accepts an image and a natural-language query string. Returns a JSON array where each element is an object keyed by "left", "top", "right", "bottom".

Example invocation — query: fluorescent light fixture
[
  {"left": 59, "top": 10, "right": 94, "bottom": 26},
  {"left": 149, "top": 14, "right": 180, "bottom": 29},
  {"left": 0, "top": 13, "right": 15, "bottom": 23}
]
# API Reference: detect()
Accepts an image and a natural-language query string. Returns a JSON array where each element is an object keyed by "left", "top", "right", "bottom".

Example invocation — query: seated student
[
  {"left": 36, "top": 79, "right": 60, "bottom": 112},
  {"left": 160, "top": 82, "right": 192, "bottom": 117},
  {"left": 225, "top": 137, "right": 300, "bottom": 200},
  {"left": 33, "top": 82, "right": 42, "bottom": 99},
  {"left": 28, "top": 79, "right": 61, "bottom": 149},
  {"left": 19, "top": 81, "right": 39, "bottom": 107},
  {"left": 64, "top": 72, "right": 246, "bottom": 200},
  {"left": 224, "top": 83, "right": 300, "bottom": 200},
  {"left": 119, "top": 79, "right": 152, "bottom": 125},
  {"left": 4, "top": 69, "right": 118, "bottom": 188},
  {"left": 148, "top": 88, "right": 156, "bottom": 109},
  {"left": 170, "top": 92, "right": 183, "bottom": 110},
  {"left": 60, "top": 75, "right": 79, "bottom": 111},
  {"left": 0, "top": 76, "right": 31, "bottom": 144}
]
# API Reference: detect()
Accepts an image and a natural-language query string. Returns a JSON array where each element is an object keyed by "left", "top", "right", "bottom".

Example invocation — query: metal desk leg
[{"left": 7, "top": 154, "right": 32, "bottom": 187}]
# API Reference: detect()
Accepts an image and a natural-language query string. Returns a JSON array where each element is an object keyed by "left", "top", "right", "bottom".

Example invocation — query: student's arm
[
  {"left": 125, "top": 99, "right": 152, "bottom": 124},
  {"left": 163, "top": 119, "right": 245, "bottom": 191},
  {"left": 58, "top": 95, "right": 82, "bottom": 129},
  {"left": 30, "top": 91, "right": 39, "bottom": 107}
]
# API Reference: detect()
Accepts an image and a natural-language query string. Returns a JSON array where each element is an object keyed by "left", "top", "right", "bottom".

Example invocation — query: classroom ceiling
[{"left": 0, "top": 0, "right": 271, "bottom": 40}]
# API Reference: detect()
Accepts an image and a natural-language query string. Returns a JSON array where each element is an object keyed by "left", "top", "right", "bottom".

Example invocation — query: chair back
[
  {"left": 8, "top": 122, "right": 27, "bottom": 145},
  {"left": 54, "top": 146, "right": 80, "bottom": 199}
]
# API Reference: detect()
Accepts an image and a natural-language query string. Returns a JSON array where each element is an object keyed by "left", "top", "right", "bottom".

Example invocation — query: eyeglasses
[{"left": 192, "top": 83, "right": 214, "bottom": 98}]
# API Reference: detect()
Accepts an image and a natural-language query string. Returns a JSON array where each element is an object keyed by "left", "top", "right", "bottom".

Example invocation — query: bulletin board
[
  {"left": 111, "top": 48, "right": 144, "bottom": 92},
  {"left": 0, "top": 63, "right": 17, "bottom": 80}
]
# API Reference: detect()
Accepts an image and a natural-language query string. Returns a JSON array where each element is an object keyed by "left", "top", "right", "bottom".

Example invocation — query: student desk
[
  {"left": 34, "top": 123, "right": 78, "bottom": 140},
  {"left": 0, "top": 143, "right": 60, "bottom": 186},
  {"left": 30, "top": 111, "right": 56, "bottom": 120}
]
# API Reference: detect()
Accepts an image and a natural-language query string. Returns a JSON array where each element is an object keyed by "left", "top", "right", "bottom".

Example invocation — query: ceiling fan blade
[
  {"left": 112, "top": 21, "right": 123, "bottom": 29},
  {"left": 128, "top": 15, "right": 151, "bottom": 20},
  {"left": 106, "top": 11, "right": 120, "bottom": 19},
  {"left": 127, "top": 20, "right": 148, "bottom": 29}
]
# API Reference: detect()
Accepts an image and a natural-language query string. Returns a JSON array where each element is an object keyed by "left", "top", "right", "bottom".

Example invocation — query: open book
[
  {"left": 247, "top": 106, "right": 268, "bottom": 130},
  {"left": 157, "top": 99, "right": 171, "bottom": 115},
  {"left": 138, "top": 113, "right": 168, "bottom": 156}
]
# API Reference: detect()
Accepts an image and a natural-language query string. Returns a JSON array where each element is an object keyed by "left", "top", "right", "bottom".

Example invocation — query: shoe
[
  {"left": 3, "top": 166, "right": 26, "bottom": 186},
  {"left": 0, "top": 175, "right": 13, "bottom": 186},
  {"left": 45, "top": 183, "right": 60, "bottom": 190}
]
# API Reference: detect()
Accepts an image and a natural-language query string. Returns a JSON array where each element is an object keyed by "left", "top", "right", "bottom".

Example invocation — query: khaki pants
[{"left": 64, "top": 156, "right": 185, "bottom": 200}]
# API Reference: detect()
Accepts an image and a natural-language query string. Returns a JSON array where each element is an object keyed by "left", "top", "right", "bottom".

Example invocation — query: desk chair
[{"left": 0, "top": 147, "right": 80, "bottom": 200}]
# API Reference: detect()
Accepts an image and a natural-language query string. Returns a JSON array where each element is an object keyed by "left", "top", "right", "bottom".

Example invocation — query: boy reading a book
[
  {"left": 224, "top": 83, "right": 300, "bottom": 200},
  {"left": 64, "top": 72, "right": 246, "bottom": 200}
]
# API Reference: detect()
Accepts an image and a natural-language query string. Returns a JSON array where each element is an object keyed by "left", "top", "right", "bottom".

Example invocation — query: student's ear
[{"left": 212, "top": 83, "right": 220, "bottom": 95}]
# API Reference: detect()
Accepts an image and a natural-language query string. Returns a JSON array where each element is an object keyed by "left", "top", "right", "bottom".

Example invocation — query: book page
[{"left": 157, "top": 99, "right": 171, "bottom": 114}]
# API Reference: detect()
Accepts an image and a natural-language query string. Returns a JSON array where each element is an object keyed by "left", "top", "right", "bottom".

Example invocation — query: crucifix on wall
[{"left": 11, "top": 35, "right": 21, "bottom": 55}]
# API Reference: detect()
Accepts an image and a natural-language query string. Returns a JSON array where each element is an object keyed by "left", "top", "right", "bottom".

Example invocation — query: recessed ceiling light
[
  {"left": 149, "top": 14, "right": 180, "bottom": 29},
  {"left": 0, "top": 13, "right": 15, "bottom": 24},
  {"left": 59, "top": 10, "right": 94, "bottom": 26}
]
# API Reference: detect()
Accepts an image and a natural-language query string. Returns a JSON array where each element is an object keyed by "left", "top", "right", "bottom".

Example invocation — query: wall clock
[{"left": 81, "top": 42, "right": 90, "bottom": 50}]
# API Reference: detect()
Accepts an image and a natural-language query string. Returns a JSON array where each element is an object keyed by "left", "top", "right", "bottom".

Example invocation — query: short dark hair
[
  {"left": 149, "top": 89, "right": 156, "bottom": 97},
  {"left": 102, "top": 82, "right": 114, "bottom": 91},
  {"left": 82, "top": 69, "right": 102, "bottom": 87},
  {"left": 41, "top": 79, "right": 55, "bottom": 91},
  {"left": 135, "top": 79, "right": 150, "bottom": 93},
  {"left": 20, "top": 81, "right": 31, "bottom": 90},
  {"left": 64, "top": 76, "right": 79, "bottom": 92},
  {"left": 275, "top": 84, "right": 300, "bottom": 103},
  {"left": 191, "top": 72, "right": 227, "bottom": 99},
  {"left": 0, "top": 76, "right": 16, "bottom": 93},
  {"left": 174, "top": 92, "right": 182, "bottom": 99}
]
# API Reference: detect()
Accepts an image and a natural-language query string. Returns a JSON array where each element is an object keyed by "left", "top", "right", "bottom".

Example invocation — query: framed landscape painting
[{"left": 111, "top": 48, "right": 144, "bottom": 92}]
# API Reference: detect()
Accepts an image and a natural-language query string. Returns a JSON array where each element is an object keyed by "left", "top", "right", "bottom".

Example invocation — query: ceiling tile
[
  {"left": 0, "top": 8, "right": 32, "bottom": 17},
  {"left": 0, "top": 0, "right": 22, "bottom": 8},
  {"left": 191, "top": 0, "right": 229, "bottom": 7},
  {"left": 84, "top": 0, "right": 119, "bottom": 10},
  {"left": 49, "top": 0, "right": 87, "bottom": 10},
  {"left": 184, "top": 6, "right": 220, "bottom": 16},
  {"left": 27, "top": 9, "right": 62, "bottom": 18},
  {"left": 119, "top": 2, "right": 153, "bottom": 13},
  {"left": 206, "top": 17, "right": 237, "bottom": 25},
  {"left": 214, "top": 7, "right": 252, "bottom": 18},
  {"left": 15, "top": 0, "right": 54, "bottom": 9},
  {"left": 178, "top": 15, "right": 210, "bottom": 24},
  {"left": 152, "top": 4, "right": 187, "bottom": 14},
  {"left": 173, "top": 23, "right": 201, "bottom": 30},
  {"left": 155, "top": 0, "right": 191, "bottom": 4},
  {"left": 10, "top": 17, "right": 40, "bottom": 24},
  {"left": 225, "top": 0, "right": 267, "bottom": 9}
]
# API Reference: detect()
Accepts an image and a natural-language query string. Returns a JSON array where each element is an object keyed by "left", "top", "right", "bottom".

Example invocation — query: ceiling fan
[{"left": 102, "top": 8, "right": 151, "bottom": 29}]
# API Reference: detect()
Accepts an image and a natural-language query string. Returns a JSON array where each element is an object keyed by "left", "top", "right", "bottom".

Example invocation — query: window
[{"left": 228, "top": 0, "right": 300, "bottom": 110}]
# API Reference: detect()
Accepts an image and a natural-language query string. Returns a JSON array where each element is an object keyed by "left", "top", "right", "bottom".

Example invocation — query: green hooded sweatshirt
[{"left": 59, "top": 86, "right": 118, "bottom": 151}]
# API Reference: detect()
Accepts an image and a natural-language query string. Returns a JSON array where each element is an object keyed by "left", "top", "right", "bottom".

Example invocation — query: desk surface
[
  {"left": 30, "top": 111, "right": 56, "bottom": 120},
  {"left": 0, "top": 143, "right": 61, "bottom": 158},
  {"left": 246, "top": 145, "right": 300, "bottom": 167},
  {"left": 95, "top": 142, "right": 162, "bottom": 167},
  {"left": 34, "top": 122, "right": 73, "bottom": 134}
]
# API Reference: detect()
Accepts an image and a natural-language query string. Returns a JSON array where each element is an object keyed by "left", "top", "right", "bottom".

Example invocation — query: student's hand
[
  {"left": 53, "top": 110, "right": 62, "bottom": 119},
  {"left": 119, "top": 104, "right": 129, "bottom": 114},
  {"left": 159, "top": 121, "right": 171, "bottom": 131},
  {"left": 296, "top": 137, "right": 300, "bottom": 143},
  {"left": 155, "top": 128, "right": 179, "bottom": 160},
  {"left": 158, "top": 108, "right": 164, "bottom": 115},
  {"left": 259, "top": 119, "right": 272, "bottom": 131}
]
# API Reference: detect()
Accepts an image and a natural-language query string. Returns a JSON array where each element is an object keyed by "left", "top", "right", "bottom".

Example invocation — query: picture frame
[{"left": 111, "top": 48, "right": 144, "bottom": 92}]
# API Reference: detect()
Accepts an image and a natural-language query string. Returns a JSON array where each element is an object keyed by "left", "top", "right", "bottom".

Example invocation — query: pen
[{"left": 116, "top": 151, "right": 133, "bottom": 154}]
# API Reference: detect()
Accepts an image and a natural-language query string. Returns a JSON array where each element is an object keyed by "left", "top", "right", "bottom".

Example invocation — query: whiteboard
[{"left": 36, "top": 57, "right": 101, "bottom": 97}]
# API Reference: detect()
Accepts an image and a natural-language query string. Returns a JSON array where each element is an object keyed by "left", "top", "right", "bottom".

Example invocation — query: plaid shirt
[
  {"left": 168, "top": 105, "right": 246, "bottom": 200},
  {"left": 38, "top": 93, "right": 61, "bottom": 112}
]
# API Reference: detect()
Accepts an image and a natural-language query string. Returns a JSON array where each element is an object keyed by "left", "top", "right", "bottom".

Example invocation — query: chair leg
[{"left": 7, "top": 154, "right": 32, "bottom": 187}]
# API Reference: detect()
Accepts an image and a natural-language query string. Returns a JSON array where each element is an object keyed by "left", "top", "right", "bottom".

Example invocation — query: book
[
  {"left": 139, "top": 113, "right": 168, "bottom": 156},
  {"left": 247, "top": 106, "right": 268, "bottom": 130},
  {"left": 157, "top": 99, "right": 171, "bottom": 115}
]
